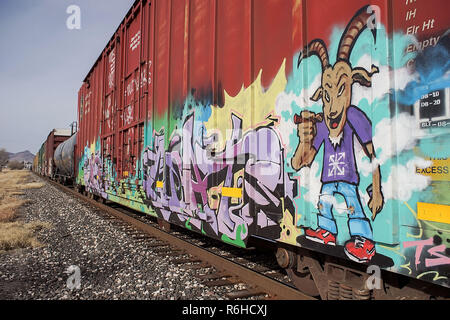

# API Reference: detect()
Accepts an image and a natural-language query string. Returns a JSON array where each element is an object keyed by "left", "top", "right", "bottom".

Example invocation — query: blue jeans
[{"left": 317, "top": 182, "right": 373, "bottom": 240}]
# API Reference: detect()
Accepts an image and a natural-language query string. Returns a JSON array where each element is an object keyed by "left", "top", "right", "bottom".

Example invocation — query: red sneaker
[
  {"left": 305, "top": 228, "right": 336, "bottom": 246},
  {"left": 344, "top": 237, "right": 376, "bottom": 263}
]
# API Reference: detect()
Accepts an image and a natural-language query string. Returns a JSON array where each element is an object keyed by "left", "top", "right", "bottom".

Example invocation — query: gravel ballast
[{"left": 0, "top": 178, "right": 240, "bottom": 300}]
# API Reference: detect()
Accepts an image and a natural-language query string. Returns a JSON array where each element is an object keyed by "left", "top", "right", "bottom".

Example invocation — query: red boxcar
[
  {"left": 43, "top": 129, "right": 72, "bottom": 178},
  {"left": 73, "top": 0, "right": 450, "bottom": 298}
]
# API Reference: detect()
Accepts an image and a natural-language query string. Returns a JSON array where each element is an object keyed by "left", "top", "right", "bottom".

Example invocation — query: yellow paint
[
  {"left": 156, "top": 181, "right": 164, "bottom": 189},
  {"left": 378, "top": 244, "right": 406, "bottom": 260},
  {"left": 278, "top": 208, "right": 303, "bottom": 245},
  {"left": 207, "top": 182, "right": 224, "bottom": 210},
  {"left": 205, "top": 60, "right": 287, "bottom": 150},
  {"left": 417, "top": 202, "right": 450, "bottom": 224},
  {"left": 400, "top": 262, "right": 412, "bottom": 275},
  {"left": 222, "top": 187, "right": 242, "bottom": 199},
  {"left": 416, "top": 157, "right": 449, "bottom": 181},
  {"left": 404, "top": 201, "right": 423, "bottom": 238},
  {"left": 417, "top": 271, "right": 448, "bottom": 281}
]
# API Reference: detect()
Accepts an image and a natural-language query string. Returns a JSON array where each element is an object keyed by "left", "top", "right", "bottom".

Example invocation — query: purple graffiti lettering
[
  {"left": 83, "top": 148, "right": 107, "bottom": 198},
  {"left": 142, "top": 111, "right": 295, "bottom": 243}
]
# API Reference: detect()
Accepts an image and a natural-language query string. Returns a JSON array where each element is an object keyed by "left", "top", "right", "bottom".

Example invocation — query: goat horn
[
  {"left": 297, "top": 39, "right": 330, "bottom": 70},
  {"left": 337, "top": 5, "right": 377, "bottom": 62}
]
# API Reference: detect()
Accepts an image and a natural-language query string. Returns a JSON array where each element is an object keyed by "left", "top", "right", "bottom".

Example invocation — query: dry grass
[
  {"left": 0, "top": 170, "right": 44, "bottom": 222},
  {"left": 0, "top": 221, "right": 51, "bottom": 253},
  {"left": 0, "top": 170, "right": 49, "bottom": 252}
]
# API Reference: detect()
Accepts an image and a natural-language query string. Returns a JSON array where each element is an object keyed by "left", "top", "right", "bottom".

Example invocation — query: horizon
[{"left": 0, "top": 0, "right": 135, "bottom": 154}]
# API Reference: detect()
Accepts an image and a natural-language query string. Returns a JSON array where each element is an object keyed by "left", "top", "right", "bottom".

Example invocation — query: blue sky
[{"left": 0, "top": 0, "right": 135, "bottom": 153}]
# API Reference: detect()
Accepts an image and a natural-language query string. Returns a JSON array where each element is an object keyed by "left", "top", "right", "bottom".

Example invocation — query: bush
[
  {"left": 8, "top": 161, "right": 24, "bottom": 170},
  {"left": 0, "top": 149, "right": 8, "bottom": 172}
]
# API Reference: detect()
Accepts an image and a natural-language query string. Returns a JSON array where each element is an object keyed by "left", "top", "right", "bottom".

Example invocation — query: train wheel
[{"left": 276, "top": 248, "right": 320, "bottom": 297}]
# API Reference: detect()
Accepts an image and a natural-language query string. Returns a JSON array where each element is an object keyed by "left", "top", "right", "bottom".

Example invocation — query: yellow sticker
[
  {"left": 417, "top": 202, "right": 450, "bottom": 224},
  {"left": 123, "top": 171, "right": 129, "bottom": 177},
  {"left": 156, "top": 181, "right": 164, "bottom": 189},
  {"left": 222, "top": 187, "right": 243, "bottom": 198},
  {"left": 416, "top": 158, "right": 450, "bottom": 181}
]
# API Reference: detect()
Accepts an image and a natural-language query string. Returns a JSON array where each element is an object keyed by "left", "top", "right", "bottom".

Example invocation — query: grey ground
[{"left": 0, "top": 178, "right": 240, "bottom": 300}]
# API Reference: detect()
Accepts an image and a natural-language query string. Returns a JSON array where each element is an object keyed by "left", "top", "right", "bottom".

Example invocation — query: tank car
[{"left": 54, "top": 133, "right": 77, "bottom": 185}]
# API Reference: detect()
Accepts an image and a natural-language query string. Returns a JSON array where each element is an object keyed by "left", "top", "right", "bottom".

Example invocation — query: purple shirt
[{"left": 313, "top": 106, "right": 372, "bottom": 185}]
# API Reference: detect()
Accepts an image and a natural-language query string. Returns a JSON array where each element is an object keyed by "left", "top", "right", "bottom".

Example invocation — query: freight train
[
  {"left": 34, "top": 0, "right": 450, "bottom": 299},
  {"left": 34, "top": 128, "right": 73, "bottom": 178}
]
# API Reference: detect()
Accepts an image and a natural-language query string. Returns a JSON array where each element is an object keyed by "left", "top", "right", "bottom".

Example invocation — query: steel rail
[{"left": 43, "top": 177, "right": 315, "bottom": 300}]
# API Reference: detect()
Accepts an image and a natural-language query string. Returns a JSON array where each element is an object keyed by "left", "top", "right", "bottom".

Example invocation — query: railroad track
[{"left": 42, "top": 177, "right": 315, "bottom": 300}]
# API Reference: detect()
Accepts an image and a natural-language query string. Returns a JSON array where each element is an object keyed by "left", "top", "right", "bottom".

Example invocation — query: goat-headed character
[{"left": 292, "top": 6, "right": 384, "bottom": 264}]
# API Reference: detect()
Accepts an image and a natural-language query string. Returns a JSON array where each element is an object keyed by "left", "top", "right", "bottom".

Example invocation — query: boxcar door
[{"left": 117, "top": 3, "right": 148, "bottom": 205}]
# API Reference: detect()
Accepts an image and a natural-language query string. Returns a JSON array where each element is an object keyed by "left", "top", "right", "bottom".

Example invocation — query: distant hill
[{"left": 9, "top": 151, "right": 35, "bottom": 163}]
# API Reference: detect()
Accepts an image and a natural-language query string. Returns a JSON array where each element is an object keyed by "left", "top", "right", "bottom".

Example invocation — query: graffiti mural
[
  {"left": 291, "top": 6, "right": 384, "bottom": 264},
  {"left": 74, "top": 0, "right": 449, "bottom": 289},
  {"left": 142, "top": 112, "right": 297, "bottom": 246},
  {"left": 78, "top": 143, "right": 108, "bottom": 198},
  {"left": 275, "top": 3, "right": 449, "bottom": 285}
]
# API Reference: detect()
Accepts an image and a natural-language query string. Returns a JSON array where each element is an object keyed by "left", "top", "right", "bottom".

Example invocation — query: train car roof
[
  {"left": 53, "top": 129, "right": 72, "bottom": 137},
  {"left": 82, "top": 0, "right": 141, "bottom": 84}
]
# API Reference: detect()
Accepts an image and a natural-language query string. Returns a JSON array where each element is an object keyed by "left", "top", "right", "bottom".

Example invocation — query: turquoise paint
[
  {"left": 287, "top": 21, "right": 449, "bottom": 278},
  {"left": 144, "top": 120, "right": 153, "bottom": 153},
  {"left": 418, "top": 135, "right": 450, "bottom": 159}
]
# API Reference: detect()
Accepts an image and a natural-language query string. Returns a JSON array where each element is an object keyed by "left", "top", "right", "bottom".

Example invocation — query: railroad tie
[
  {"left": 196, "top": 273, "right": 232, "bottom": 281},
  {"left": 226, "top": 288, "right": 266, "bottom": 300},
  {"left": 181, "top": 262, "right": 211, "bottom": 270},
  {"left": 146, "top": 242, "right": 169, "bottom": 248}
]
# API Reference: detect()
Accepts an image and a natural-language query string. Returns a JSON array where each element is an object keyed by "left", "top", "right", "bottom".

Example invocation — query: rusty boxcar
[
  {"left": 68, "top": 0, "right": 450, "bottom": 298},
  {"left": 36, "top": 129, "right": 72, "bottom": 178}
]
